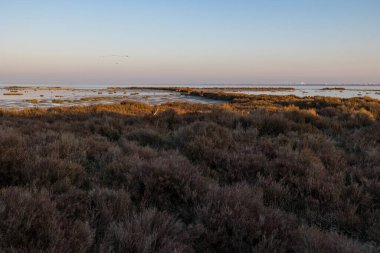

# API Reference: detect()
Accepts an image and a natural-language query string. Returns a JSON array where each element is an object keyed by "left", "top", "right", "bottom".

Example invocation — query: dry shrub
[
  {"left": 268, "top": 146, "right": 346, "bottom": 218},
  {"left": 99, "top": 209, "right": 193, "bottom": 253},
  {"left": 254, "top": 113, "right": 294, "bottom": 136},
  {"left": 106, "top": 152, "right": 211, "bottom": 222},
  {"left": 54, "top": 188, "right": 132, "bottom": 252},
  {"left": 154, "top": 109, "right": 182, "bottom": 130},
  {"left": 292, "top": 226, "right": 367, "bottom": 253},
  {"left": 126, "top": 128, "right": 168, "bottom": 149},
  {"left": 0, "top": 128, "right": 29, "bottom": 186},
  {"left": 83, "top": 136, "right": 122, "bottom": 173},
  {"left": 173, "top": 121, "right": 234, "bottom": 165},
  {"left": 0, "top": 94, "right": 379, "bottom": 251},
  {"left": 194, "top": 183, "right": 297, "bottom": 252},
  {"left": 30, "top": 157, "right": 87, "bottom": 188},
  {"left": 0, "top": 187, "right": 93, "bottom": 253}
]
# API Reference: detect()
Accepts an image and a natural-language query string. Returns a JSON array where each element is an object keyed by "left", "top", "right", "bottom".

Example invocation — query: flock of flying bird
[{"left": 100, "top": 54, "right": 129, "bottom": 65}]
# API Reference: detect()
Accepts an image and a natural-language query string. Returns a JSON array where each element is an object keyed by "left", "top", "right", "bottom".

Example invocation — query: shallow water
[
  {"left": 0, "top": 85, "right": 379, "bottom": 109},
  {"left": 0, "top": 88, "right": 223, "bottom": 109},
  {"left": 223, "top": 85, "right": 380, "bottom": 99}
]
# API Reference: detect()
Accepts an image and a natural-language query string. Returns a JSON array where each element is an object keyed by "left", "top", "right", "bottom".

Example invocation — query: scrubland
[{"left": 0, "top": 91, "right": 379, "bottom": 252}]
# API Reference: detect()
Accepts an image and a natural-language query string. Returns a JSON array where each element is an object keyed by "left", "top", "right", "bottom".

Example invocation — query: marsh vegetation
[
  {"left": 3, "top": 92, "right": 24, "bottom": 96},
  {"left": 0, "top": 91, "right": 379, "bottom": 252}
]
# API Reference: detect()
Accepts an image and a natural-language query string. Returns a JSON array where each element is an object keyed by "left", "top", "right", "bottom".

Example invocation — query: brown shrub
[
  {"left": 173, "top": 121, "right": 234, "bottom": 165},
  {"left": 99, "top": 209, "right": 193, "bottom": 253},
  {"left": 194, "top": 183, "right": 298, "bottom": 252},
  {"left": 126, "top": 128, "right": 169, "bottom": 149},
  {"left": 255, "top": 113, "right": 294, "bottom": 136},
  {"left": 292, "top": 226, "right": 367, "bottom": 253},
  {"left": 0, "top": 94, "right": 379, "bottom": 251},
  {"left": 105, "top": 152, "right": 212, "bottom": 223},
  {"left": 0, "top": 187, "right": 93, "bottom": 253}
]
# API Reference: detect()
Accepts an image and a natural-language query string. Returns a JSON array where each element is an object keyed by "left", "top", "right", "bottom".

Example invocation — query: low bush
[
  {"left": 0, "top": 187, "right": 93, "bottom": 253},
  {"left": 99, "top": 209, "right": 193, "bottom": 253},
  {"left": 0, "top": 94, "right": 379, "bottom": 252}
]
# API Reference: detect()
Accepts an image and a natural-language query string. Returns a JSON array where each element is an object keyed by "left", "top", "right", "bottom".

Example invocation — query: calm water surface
[
  {"left": 0, "top": 84, "right": 379, "bottom": 109},
  {"left": 226, "top": 85, "right": 380, "bottom": 99}
]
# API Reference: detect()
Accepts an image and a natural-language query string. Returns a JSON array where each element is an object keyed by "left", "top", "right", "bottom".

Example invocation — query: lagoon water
[
  {"left": 0, "top": 87, "right": 223, "bottom": 109},
  {"left": 0, "top": 84, "right": 379, "bottom": 109},
  {"left": 226, "top": 85, "right": 380, "bottom": 99}
]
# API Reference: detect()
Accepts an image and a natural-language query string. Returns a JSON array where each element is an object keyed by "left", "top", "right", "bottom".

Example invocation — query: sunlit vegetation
[
  {"left": 52, "top": 99, "right": 65, "bottom": 104},
  {"left": 4, "top": 86, "right": 67, "bottom": 91},
  {"left": 3, "top": 92, "right": 24, "bottom": 96},
  {"left": 79, "top": 96, "right": 128, "bottom": 102},
  {"left": 107, "top": 86, "right": 296, "bottom": 91},
  {"left": 321, "top": 87, "right": 347, "bottom": 91},
  {"left": 22, "top": 96, "right": 131, "bottom": 106},
  {"left": 0, "top": 94, "right": 379, "bottom": 252},
  {"left": 25, "top": 99, "right": 40, "bottom": 104}
]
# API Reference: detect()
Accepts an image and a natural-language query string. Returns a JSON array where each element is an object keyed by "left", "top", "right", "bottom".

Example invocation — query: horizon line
[{"left": 1, "top": 83, "right": 380, "bottom": 87}]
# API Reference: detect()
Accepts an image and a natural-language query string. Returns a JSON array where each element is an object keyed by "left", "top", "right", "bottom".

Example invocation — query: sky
[{"left": 0, "top": 0, "right": 379, "bottom": 86}]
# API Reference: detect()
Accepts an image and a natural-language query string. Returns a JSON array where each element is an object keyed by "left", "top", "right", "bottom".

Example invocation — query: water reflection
[{"left": 0, "top": 85, "right": 379, "bottom": 109}]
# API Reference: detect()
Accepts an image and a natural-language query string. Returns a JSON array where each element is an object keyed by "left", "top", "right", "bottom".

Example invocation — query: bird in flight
[
  {"left": 111, "top": 54, "right": 129, "bottom": 58},
  {"left": 101, "top": 54, "right": 129, "bottom": 58},
  {"left": 100, "top": 54, "right": 129, "bottom": 65}
]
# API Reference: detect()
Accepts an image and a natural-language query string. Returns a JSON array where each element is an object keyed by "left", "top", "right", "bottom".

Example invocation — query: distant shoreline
[{"left": 1, "top": 83, "right": 380, "bottom": 89}]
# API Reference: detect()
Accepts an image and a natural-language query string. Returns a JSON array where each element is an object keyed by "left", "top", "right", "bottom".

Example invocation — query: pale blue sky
[{"left": 0, "top": 0, "right": 379, "bottom": 85}]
